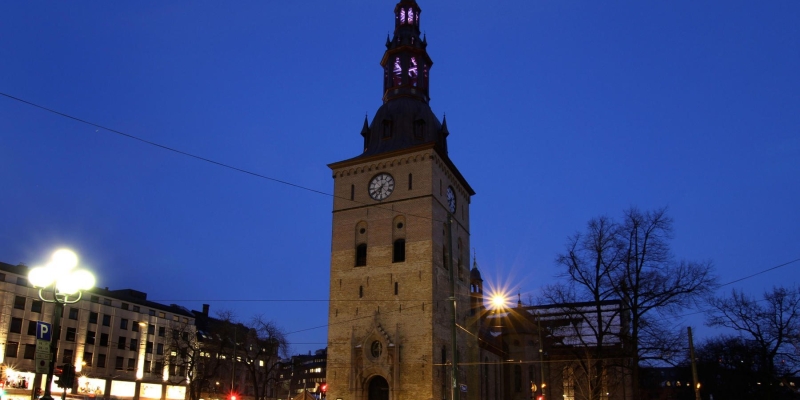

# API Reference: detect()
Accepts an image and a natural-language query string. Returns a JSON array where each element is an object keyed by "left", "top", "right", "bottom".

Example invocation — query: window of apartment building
[
  {"left": 68, "top": 307, "right": 79, "bottom": 320},
  {"left": 102, "top": 314, "right": 111, "bottom": 326},
  {"left": 0, "top": 273, "right": 5, "bottom": 282},
  {"left": 121, "top": 303, "right": 129, "bottom": 310},
  {"left": 89, "top": 312, "right": 98, "bottom": 324},
  {"left": 158, "top": 327, "right": 165, "bottom": 337},
  {"left": 31, "top": 300, "right": 43, "bottom": 313},
  {"left": 129, "top": 338, "right": 136, "bottom": 351},
  {"left": 66, "top": 327, "right": 76, "bottom": 342},
  {"left": 118, "top": 336, "right": 126, "bottom": 350},
  {"left": 24, "top": 344, "right": 36, "bottom": 359},
  {"left": 13, "top": 296, "right": 26, "bottom": 310},
  {"left": 149, "top": 310, "right": 156, "bottom": 316},
  {"left": 156, "top": 343, "right": 164, "bottom": 355},
  {"left": 182, "top": 332, "right": 189, "bottom": 341},
  {"left": 5, "top": 342, "right": 18, "bottom": 358},
  {"left": 83, "top": 352, "right": 93, "bottom": 366},
  {"left": 27, "top": 321, "right": 37, "bottom": 336},
  {"left": 86, "top": 331, "right": 96, "bottom": 345},
  {"left": 10, "top": 317, "right": 22, "bottom": 333},
  {"left": 62, "top": 349, "right": 73, "bottom": 364},
  {"left": 100, "top": 333, "right": 109, "bottom": 347},
  {"left": 146, "top": 341, "right": 153, "bottom": 354},
  {"left": 115, "top": 357, "right": 124, "bottom": 370},
  {"left": 103, "top": 299, "right": 111, "bottom": 306},
  {"left": 132, "top": 322, "right": 139, "bottom": 332},
  {"left": 16, "top": 277, "right": 28, "bottom": 286},
  {"left": 120, "top": 318, "right": 128, "bottom": 330},
  {"left": 132, "top": 305, "right": 140, "bottom": 312},
  {"left": 172, "top": 315, "right": 179, "bottom": 322},
  {"left": 147, "top": 324, "right": 155, "bottom": 335},
  {"left": 158, "top": 312, "right": 165, "bottom": 318},
  {"left": 127, "top": 358, "right": 135, "bottom": 371},
  {"left": 144, "top": 361, "right": 151, "bottom": 374},
  {"left": 90, "top": 295, "right": 99, "bottom": 303},
  {"left": 154, "top": 361, "right": 163, "bottom": 375},
  {"left": 97, "top": 354, "right": 106, "bottom": 368}
]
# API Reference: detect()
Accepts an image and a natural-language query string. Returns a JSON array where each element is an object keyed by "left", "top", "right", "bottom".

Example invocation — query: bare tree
[
  {"left": 239, "top": 315, "right": 289, "bottom": 400},
  {"left": 543, "top": 216, "right": 625, "bottom": 400},
  {"left": 706, "top": 286, "right": 800, "bottom": 398},
  {"left": 548, "top": 207, "right": 716, "bottom": 398},
  {"left": 160, "top": 311, "right": 236, "bottom": 400}
]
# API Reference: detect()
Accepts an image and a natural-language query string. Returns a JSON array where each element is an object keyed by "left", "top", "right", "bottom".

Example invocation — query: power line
[{"left": 0, "top": 91, "right": 450, "bottom": 225}]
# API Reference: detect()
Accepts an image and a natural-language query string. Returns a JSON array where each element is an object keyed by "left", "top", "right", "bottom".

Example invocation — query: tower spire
[{"left": 380, "top": 0, "right": 432, "bottom": 103}]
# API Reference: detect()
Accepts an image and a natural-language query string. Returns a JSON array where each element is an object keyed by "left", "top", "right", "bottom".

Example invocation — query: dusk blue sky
[{"left": 2, "top": 1, "right": 799, "bottom": 355}]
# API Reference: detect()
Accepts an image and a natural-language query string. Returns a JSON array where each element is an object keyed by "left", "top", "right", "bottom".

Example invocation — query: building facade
[
  {"left": 0, "top": 261, "right": 193, "bottom": 400},
  {"left": 325, "top": 1, "right": 484, "bottom": 400},
  {"left": 276, "top": 348, "right": 327, "bottom": 400}
]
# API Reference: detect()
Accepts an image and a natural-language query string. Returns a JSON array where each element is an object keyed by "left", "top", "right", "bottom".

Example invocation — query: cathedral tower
[{"left": 326, "top": 2, "right": 478, "bottom": 400}]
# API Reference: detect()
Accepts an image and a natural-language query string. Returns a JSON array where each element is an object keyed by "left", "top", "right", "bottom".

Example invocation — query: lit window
[
  {"left": 409, "top": 57, "right": 418, "bottom": 86},
  {"left": 393, "top": 57, "right": 402, "bottom": 86},
  {"left": 400, "top": 9, "right": 406, "bottom": 24}
]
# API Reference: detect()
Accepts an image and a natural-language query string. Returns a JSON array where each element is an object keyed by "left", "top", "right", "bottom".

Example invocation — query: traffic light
[
  {"left": 229, "top": 392, "right": 238, "bottom": 400},
  {"left": 320, "top": 383, "right": 327, "bottom": 399},
  {"left": 57, "top": 364, "right": 75, "bottom": 389}
]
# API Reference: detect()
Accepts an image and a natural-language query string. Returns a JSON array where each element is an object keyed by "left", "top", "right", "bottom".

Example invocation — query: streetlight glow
[
  {"left": 27, "top": 248, "right": 96, "bottom": 400},
  {"left": 491, "top": 294, "right": 507, "bottom": 309}
]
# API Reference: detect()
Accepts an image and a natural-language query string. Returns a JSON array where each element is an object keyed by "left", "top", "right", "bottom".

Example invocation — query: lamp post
[{"left": 28, "top": 249, "right": 96, "bottom": 400}]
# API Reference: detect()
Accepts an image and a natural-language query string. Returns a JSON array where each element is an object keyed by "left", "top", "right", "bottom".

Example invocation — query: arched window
[
  {"left": 356, "top": 244, "right": 367, "bottom": 267},
  {"left": 393, "top": 239, "right": 406, "bottom": 263},
  {"left": 393, "top": 57, "right": 403, "bottom": 86},
  {"left": 409, "top": 57, "right": 418, "bottom": 86}
]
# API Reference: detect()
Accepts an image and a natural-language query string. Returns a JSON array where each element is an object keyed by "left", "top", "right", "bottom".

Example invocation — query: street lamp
[{"left": 28, "top": 249, "right": 96, "bottom": 400}]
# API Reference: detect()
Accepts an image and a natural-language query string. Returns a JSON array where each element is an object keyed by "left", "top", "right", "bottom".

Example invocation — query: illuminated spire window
[
  {"left": 409, "top": 57, "right": 418, "bottom": 86},
  {"left": 408, "top": 8, "right": 415, "bottom": 24},
  {"left": 393, "top": 57, "right": 403, "bottom": 86},
  {"left": 400, "top": 9, "right": 406, "bottom": 24}
]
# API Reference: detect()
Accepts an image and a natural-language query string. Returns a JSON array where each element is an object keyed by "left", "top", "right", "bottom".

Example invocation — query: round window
[{"left": 370, "top": 340, "right": 382, "bottom": 358}]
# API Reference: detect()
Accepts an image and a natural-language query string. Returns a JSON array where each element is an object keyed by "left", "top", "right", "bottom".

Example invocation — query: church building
[{"left": 325, "top": 2, "right": 500, "bottom": 400}]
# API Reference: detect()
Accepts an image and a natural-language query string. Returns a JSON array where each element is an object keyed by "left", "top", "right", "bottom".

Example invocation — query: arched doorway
[{"left": 367, "top": 375, "right": 389, "bottom": 400}]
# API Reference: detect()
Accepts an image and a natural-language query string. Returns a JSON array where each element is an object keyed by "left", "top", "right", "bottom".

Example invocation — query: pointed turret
[
  {"left": 470, "top": 254, "right": 484, "bottom": 316},
  {"left": 360, "top": 115, "right": 370, "bottom": 151}
]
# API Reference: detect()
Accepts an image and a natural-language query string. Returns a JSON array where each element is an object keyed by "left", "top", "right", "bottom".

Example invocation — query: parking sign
[{"left": 36, "top": 321, "right": 52, "bottom": 341}]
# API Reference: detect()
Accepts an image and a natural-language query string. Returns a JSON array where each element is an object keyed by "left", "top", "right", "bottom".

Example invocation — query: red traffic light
[
  {"left": 537, "top": 396, "right": 544, "bottom": 400},
  {"left": 320, "top": 384, "right": 328, "bottom": 393},
  {"left": 230, "top": 395, "right": 237, "bottom": 400}
]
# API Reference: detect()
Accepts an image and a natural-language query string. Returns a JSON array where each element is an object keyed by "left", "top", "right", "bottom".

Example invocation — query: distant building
[
  {"left": 486, "top": 300, "right": 632, "bottom": 400},
  {"left": 0, "top": 261, "right": 193, "bottom": 400},
  {"left": 276, "top": 349, "right": 327, "bottom": 400}
]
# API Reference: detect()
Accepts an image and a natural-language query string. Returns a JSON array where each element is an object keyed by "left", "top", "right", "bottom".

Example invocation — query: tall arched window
[
  {"left": 356, "top": 244, "right": 367, "bottom": 267},
  {"left": 393, "top": 239, "right": 406, "bottom": 263}
]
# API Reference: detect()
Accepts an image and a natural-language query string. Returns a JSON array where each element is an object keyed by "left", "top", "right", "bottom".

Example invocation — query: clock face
[
  {"left": 369, "top": 173, "right": 395, "bottom": 200},
  {"left": 447, "top": 186, "right": 456, "bottom": 213}
]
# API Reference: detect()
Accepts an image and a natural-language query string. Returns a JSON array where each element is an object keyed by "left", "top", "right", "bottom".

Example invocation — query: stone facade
[{"left": 327, "top": 145, "right": 478, "bottom": 400}]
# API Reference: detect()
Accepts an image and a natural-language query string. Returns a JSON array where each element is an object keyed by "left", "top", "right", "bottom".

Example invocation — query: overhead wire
[
  {"left": 3, "top": 92, "right": 798, "bottom": 344},
  {"left": 0, "top": 91, "right": 453, "bottom": 226}
]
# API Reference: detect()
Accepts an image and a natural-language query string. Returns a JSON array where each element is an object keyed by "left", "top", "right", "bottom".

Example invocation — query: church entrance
[{"left": 367, "top": 376, "right": 389, "bottom": 400}]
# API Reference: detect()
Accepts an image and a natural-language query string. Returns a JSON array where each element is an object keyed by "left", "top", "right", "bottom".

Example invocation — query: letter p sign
[{"left": 36, "top": 321, "right": 52, "bottom": 341}]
